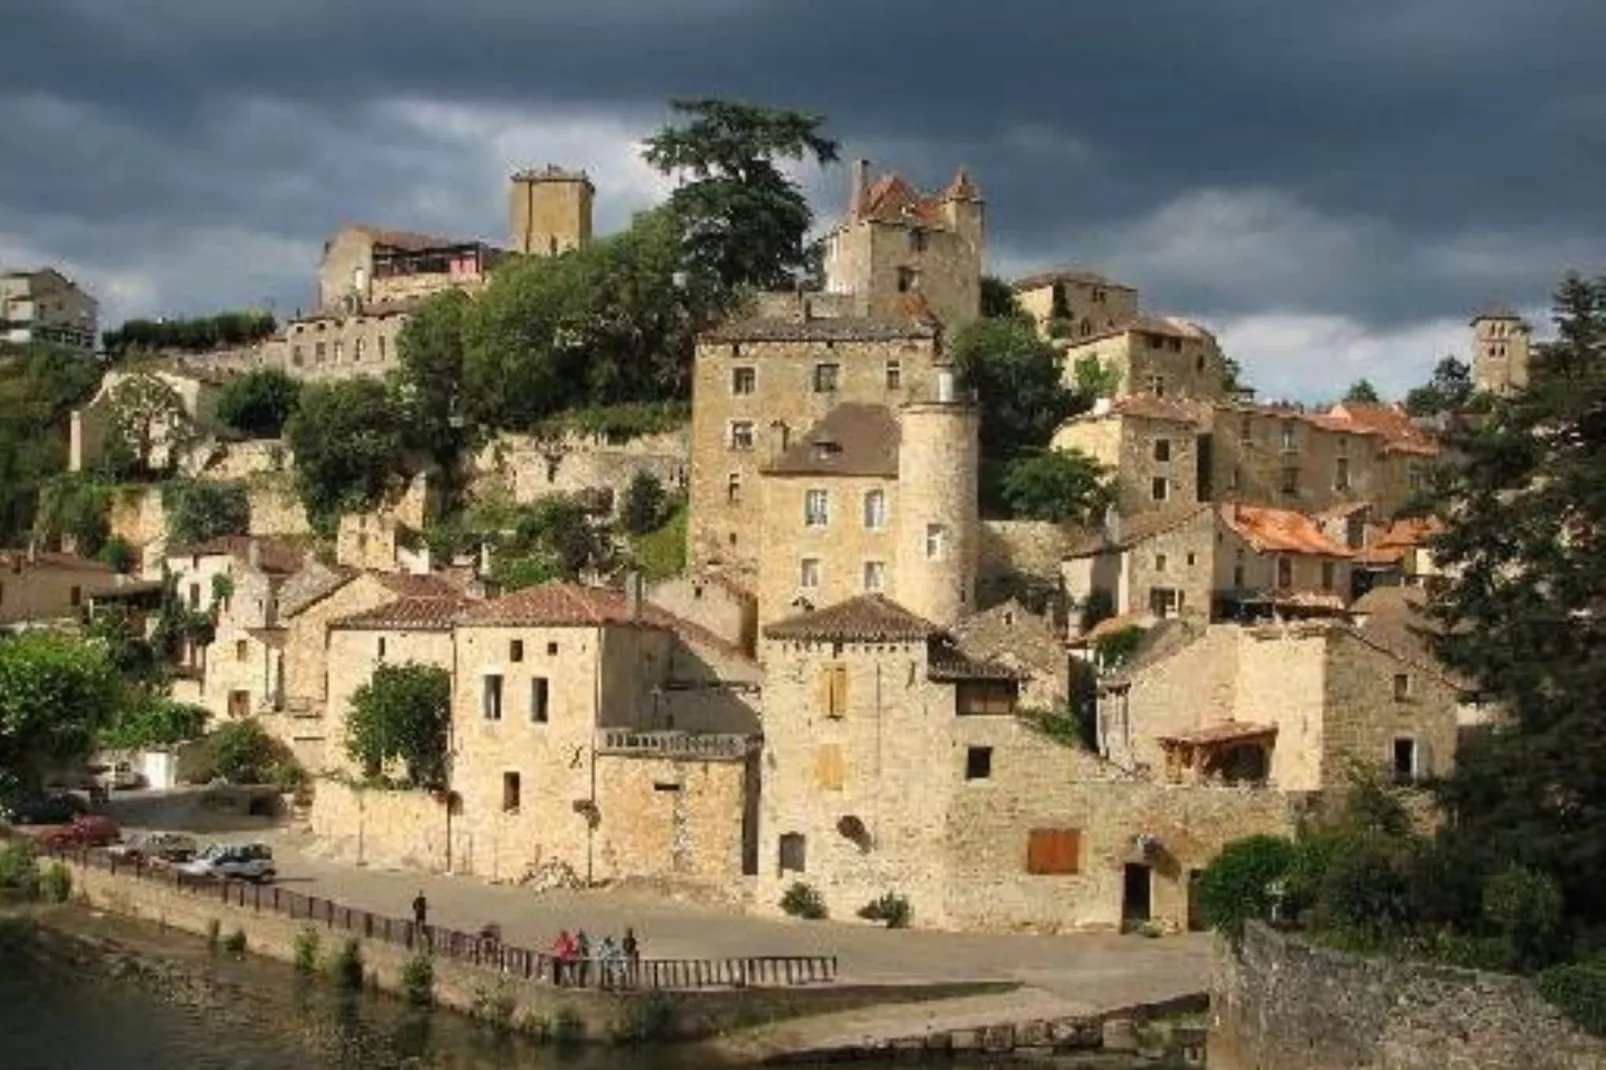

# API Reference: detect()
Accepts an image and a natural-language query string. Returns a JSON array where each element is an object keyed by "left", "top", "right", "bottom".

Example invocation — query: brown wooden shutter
[
  {"left": 833, "top": 665, "right": 849, "bottom": 716},
  {"left": 1026, "top": 829, "right": 1081, "bottom": 875}
]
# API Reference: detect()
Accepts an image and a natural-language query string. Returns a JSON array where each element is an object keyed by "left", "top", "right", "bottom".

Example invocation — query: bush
[
  {"left": 38, "top": 862, "right": 72, "bottom": 904},
  {"left": 401, "top": 952, "right": 434, "bottom": 1007},
  {"left": 1196, "top": 835, "right": 1296, "bottom": 940},
  {"left": 1483, "top": 865, "right": 1566, "bottom": 973},
  {"left": 620, "top": 471, "right": 667, "bottom": 536},
  {"left": 161, "top": 480, "right": 251, "bottom": 547},
  {"left": 610, "top": 991, "right": 676, "bottom": 1045},
  {"left": 1537, "top": 957, "right": 1606, "bottom": 1037},
  {"left": 221, "top": 928, "right": 247, "bottom": 956},
  {"left": 857, "top": 892, "right": 912, "bottom": 929},
  {"left": 293, "top": 926, "right": 320, "bottom": 974},
  {"left": 779, "top": 881, "right": 828, "bottom": 920},
  {"left": 470, "top": 979, "right": 517, "bottom": 1031},
  {"left": 206, "top": 720, "right": 284, "bottom": 784},
  {"left": 328, "top": 938, "right": 364, "bottom": 990},
  {"left": 0, "top": 841, "right": 40, "bottom": 896},
  {"left": 216, "top": 366, "right": 301, "bottom": 439},
  {"left": 1309, "top": 832, "right": 1412, "bottom": 942},
  {"left": 98, "top": 535, "right": 137, "bottom": 574}
]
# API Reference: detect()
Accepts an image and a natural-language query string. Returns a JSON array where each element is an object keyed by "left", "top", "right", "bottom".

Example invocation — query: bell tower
[{"left": 509, "top": 165, "right": 595, "bottom": 256}]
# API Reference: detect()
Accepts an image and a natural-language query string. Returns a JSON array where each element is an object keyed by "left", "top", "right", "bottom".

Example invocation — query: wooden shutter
[
  {"left": 813, "top": 745, "right": 844, "bottom": 791},
  {"left": 832, "top": 665, "right": 849, "bottom": 716},
  {"left": 1026, "top": 829, "right": 1081, "bottom": 875}
]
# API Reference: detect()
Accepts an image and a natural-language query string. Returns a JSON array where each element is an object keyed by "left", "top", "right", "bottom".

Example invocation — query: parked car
[
  {"left": 94, "top": 761, "right": 144, "bottom": 792},
  {"left": 178, "top": 843, "right": 276, "bottom": 883},
  {"left": 2, "top": 804, "right": 120, "bottom": 849},
  {"left": 107, "top": 831, "right": 198, "bottom": 866}
]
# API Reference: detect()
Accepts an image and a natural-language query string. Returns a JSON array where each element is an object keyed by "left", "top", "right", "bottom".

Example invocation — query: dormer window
[{"left": 813, "top": 440, "right": 842, "bottom": 462}]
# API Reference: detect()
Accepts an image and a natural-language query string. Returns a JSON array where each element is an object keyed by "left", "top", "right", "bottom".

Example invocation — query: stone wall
[
  {"left": 978, "top": 520, "right": 1078, "bottom": 600},
  {"left": 309, "top": 778, "right": 452, "bottom": 870},
  {"left": 1210, "top": 922, "right": 1606, "bottom": 1070},
  {"left": 472, "top": 428, "right": 690, "bottom": 512}
]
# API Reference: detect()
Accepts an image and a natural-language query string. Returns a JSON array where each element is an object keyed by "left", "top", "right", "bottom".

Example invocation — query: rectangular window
[
  {"left": 70, "top": 585, "right": 82, "bottom": 608},
  {"left": 314, "top": 341, "right": 327, "bottom": 363},
  {"left": 291, "top": 345, "right": 304, "bottom": 366},
  {"left": 779, "top": 833, "right": 806, "bottom": 874},
  {"left": 726, "top": 472, "right": 741, "bottom": 503},
  {"left": 1147, "top": 334, "right": 1164, "bottom": 350},
  {"left": 377, "top": 636, "right": 386, "bottom": 659},
  {"left": 804, "top": 489, "right": 830, "bottom": 527},
  {"left": 1280, "top": 420, "right": 1297, "bottom": 452},
  {"left": 909, "top": 229, "right": 928, "bottom": 253},
  {"left": 965, "top": 746, "right": 993, "bottom": 781},
  {"left": 235, "top": 640, "right": 248, "bottom": 662},
  {"left": 1228, "top": 466, "right": 1241, "bottom": 491},
  {"left": 1393, "top": 673, "right": 1411, "bottom": 702},
  {"left": 188, "top": 583, "right": 201, "bottom": 610},
  {"left": 378, "top": 336, "right": 387, "bottom": 360},
  {"left": 1336, "top": 435, "right": 1349, "bottom": 456},
  {"left": 1155, "top": 553, "right": 1168, "bottom": 573},
  {"left": 1149, "top": 587, "right": 1180, "bottom": 617},
  {"left": 728, "top": 421, "right": 755, "bottom": 451},
  {"left": 1393, "top": 738, "right": 1419, "bottom": 784},
  {"left": 546, "top": 642, "right": 558, "bottom": 656},
  {"left": 531, "top": 677, "right": 550, "bottom": 723},
  {"left": 510, "top": 639, "right": 524, "bottom": 663},
  {"left": 1026, "top": 828, "right": 1081, "bottom": 875},
  {"left": 1336, "top": 457, "right": 1351, "bottom": 491},
  {"left": 821, "top": 664, "right": 848, "bottom": 718},
  {"left": 333, "top": 340, "right": 344, "bottom": 363},
  {"left": 863, "top": 489, "right": 887, "bottom": 530},
  {"left": 862, "top": 560, "right": 886, "bottom": 592},
  {"left": 502, "top": 772, "right": 521, "bottom": 813},
  {"left": 957, "top": 680, "right": 1018, "bottom": 715},
  {"left": 482, "top": 674, "right": 504, "bottom": 721},
  {"left": 731, "top": 366, "right": 756, "bottom": 395},
  {"left": 353, "top": 338, "right": 365, "bottom": 362},
  {"left": 885, "top": 360, "right": 902, "bottom": 390},
  {"left": 896, "top": 266, "right": 919, "bottom": 292},
  {"left": 1321, "top": 561, "right": 1336, "bottom": 590},
  {"left": 1276, "top": 557, "right": 1293, "bottom": 589},
  {"left": 813, "top": 363, "right": 840, "bottom": 393},
  {"left": 800, "top": 557, "right": 821, "bottom": 589},
  {"left": 1280, "top": 467, "right": 1300, "bottom": 495},
  {"left": 1147, "top": 374, "right": 1166, "bottom": 396},
  {"left": 1408, "top": 463, "right": 1426, "bottom": 491},
  {"left": 925, "top": 523, "right": 949, "bottom": 560},
  {"left": 1153, "top": 439, "right": 1171, "bottom": 462},
  {"left": 1151, "top": 477, "right": 1169, "bottom": 502}
]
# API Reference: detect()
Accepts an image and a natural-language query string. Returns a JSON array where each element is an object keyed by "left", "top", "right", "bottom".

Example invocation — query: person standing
[
  {"left": 412, "top": 891, "right": 429, "bottom": 948},
  {"left": 551, "top": 930, "right": 574, "bottom": 985},
  {"left": 575, "top": 929, "right": 592, "bottom": 988},
  {"left": 622, "top": 927, "right": 640, "bottom": 988}
]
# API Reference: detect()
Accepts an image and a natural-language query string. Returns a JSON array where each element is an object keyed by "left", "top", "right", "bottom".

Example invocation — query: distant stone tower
[
  {"left": 895, "top": 372, "right": 980, "bottom": 628},
  {"left": 509, "top": 166, "right": 594, "bottom": 256},
  {"left": 1470, "top": 304, "right": 1533, "bottom": 395}
]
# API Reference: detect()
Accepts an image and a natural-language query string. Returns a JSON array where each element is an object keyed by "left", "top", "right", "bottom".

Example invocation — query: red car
[{"left": 9, "top": 813, "right": 121, "bottom": 849}]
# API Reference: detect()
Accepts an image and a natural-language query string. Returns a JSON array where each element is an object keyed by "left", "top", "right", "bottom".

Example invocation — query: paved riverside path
[{"left": 109, "top": 795, "right": 1210, "bottom": 1010}]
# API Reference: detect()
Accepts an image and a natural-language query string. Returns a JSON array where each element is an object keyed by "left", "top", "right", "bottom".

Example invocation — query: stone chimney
[
  {"left": 936, "top": 369, "right": 955, "bottom": 403},
  {"left": 626, "top": 570, "right": 644, "bottom": 621},
  {"left": 247, "top": 539, "right": 262, "bottom": 572},
  {"left": 850, "top": 159, "right": 870, "bottom": 217}
]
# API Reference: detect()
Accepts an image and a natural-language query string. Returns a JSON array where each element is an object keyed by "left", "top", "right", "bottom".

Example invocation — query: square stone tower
[
  {"left": 509, "top": 165, "right": 595, "bottom": 257},
  {"left": 1470, "top": 304, "right": 1532, "bottom": 396}
]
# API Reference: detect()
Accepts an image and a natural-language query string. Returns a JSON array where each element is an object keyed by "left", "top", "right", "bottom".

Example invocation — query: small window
[
  {"left": 1228, "top": 466, "right": 1241, "bottom": 491},
  {"left": 1155, "top": 553, "right": 1168, "bottom": 573},
  {"left": 235, "top": 640, "right": 248, "bottom": 662},
  {"left": 1147, "top": 333, "right": 1164, "bottom": 350},
  {"left": 726, "top": 472, "right": 742, "bottom": 504},
  {"left": 1026, "top": 829, "right": 1081, "bottom": 875},
  {"left": 863, "top": 489, "right": 887, "bottom": 530},
  {"left": 188, "top": 582, "right": 200, "bottom": 609},
  {"left": 483, "top": 674, "right": 504, "bottom": 721},
  {"left": 728, "top": 421, "right": 755, "bottom": 451},
  {"left": 353, "top": 338, "right": 365, "bottom": 362},
  {"left": 1280, "top": 467, "right": 1300, "bottom": 495},
  {"left": 333, "top": 340, "right": 344, "bottom": 363},
  {"left": 1153, "top": 439, "right": 1171, "bottom": 462},
  {"left": 813, "top": 363, "right": 840, "bottom": 392},
  {"left": 1151, "top": 477, "right": 1169, "bottom": 502},
  {"left": 377, "top": 335, "right": 388, "bottom": 360},
  {"left": 885, "top": 360, "right": 902, "bottom": 391},
  {"left": 1321, "top": 561, "right": 1336, "bottom": 591},
  {"left": 862, "top": 561, "right": 886, "bottom": 592},
  {"left": 821, "top": 664, "right": 848, "bottom": 718},
  {"left": 1393, "top": 673, "right": 1411, "bottom": 702},
  {"left": 291, "top": 345, "right": 304, "bottom": 366},
  {"left": 502, "top": 772, "right": 521, "bottom": 813},
  {"left": 314, "top": 341, "right": 327, "bottom": 362},
  {"left": 896, "top": 266, "right": 919, "bottom": 292},
  {"left": 800, "top": 557, "right": 821, "bottom": 589},
  {"left": 804, "top": 489, "right": 830, "bottom": 527},
  {"left": 1186, "top": 552, "right": 1197, "bottom": 567},
  {"left": 731, "top": 366, "right": 756, "bottom": 395},
  {"left": 1147, "top": 374, "right": 1166, "bottom": 397},
  {"left": 377, "top": 637, "right": 386, "bottom": 659},
  {"left": 778, "top": 832, "right": 806, "bottom": 874},
  {"left": 1336, "top": 457, "right": 1351, "bottom": 491},
  {"left": 909, "top": 229, "right": 928, "bottom": 253},
  {"left": 1393, "top": 738, "right": 1419, "bottom": 784},
  {"left": 510, "top": 639, "right": 525, "bottom": 663},
  {"left": 1195, "top": 354, "right": 1206, "bottom": 373},
  {"left": 546, "top": 642, "right": 558, "bottom": 656},
  {"left": 1276, "top": 558, "right": 1293, "bottom": 589},
  {"left": 925, "top": 523, "right": 949, "bottom": 560},
  {"left": 531, "top": 677, "right": 550, "bottom": 723},
  {"left": 69, "top": 585, "right": 82, "bottom": 608},
  {"left": 1280, "top": 420, "right": 1297, "bottom": 452},
  {"left": 965, "top": 746, "right": 993, "bottom": 781}
]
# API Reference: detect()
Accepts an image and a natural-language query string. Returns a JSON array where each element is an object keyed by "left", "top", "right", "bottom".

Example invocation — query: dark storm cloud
[{"left": 1, "top": 0, "right": 1602, "bottom": 392}]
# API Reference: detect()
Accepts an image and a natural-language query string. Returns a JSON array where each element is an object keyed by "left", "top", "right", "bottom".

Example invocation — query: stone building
[
  {"left": 820, "top": 160, "right": 984, "bottom": 330},
  {"left": 1095, "top": 619, "right": 1463, "bottom": 793},
  {"left": 950, "top": 598, "right": 1070, "bottom": 712},
  {"left": 471, "top": 427, "right": 689, "bottom": 521},
  {"left": 508, "top": 165, "right": 593, "bottom": 257},
  {"left": 0, "top": 547, "right": 121, "bottom": 627},
  {"left": 1470, "top": 304, "right": 1533, "bottom": 396},
  {"left": 317, "top": 226, "right": 499, "bottom": 315},
  {"left": 1, "top": 267, "right": 97, "bottom": 351},
  {"left": 1012, "top": 268, "right": 1140, "bottom": 342},
  {"left": 282, "top": 302, "right": 411, "bottom": 380},
  {"left": 1057, "top": 317, "right": 1228, "bottom": 401}
]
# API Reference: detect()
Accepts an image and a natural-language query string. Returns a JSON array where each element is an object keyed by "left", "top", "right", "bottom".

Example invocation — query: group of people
[{"left": 550, "top": 927, "right": 640, "bottom": 989}]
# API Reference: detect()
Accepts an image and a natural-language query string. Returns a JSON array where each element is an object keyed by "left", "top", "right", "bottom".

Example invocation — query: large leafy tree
[
  {"left": 642, "top": 98, "right": 838, "bottom": 295},
  {"left": 284, "top": 378, "right": 410, "bottom": 528},
  {"left": 1344, "top": 378, "right": 1382, "bottom": 404},
  {"left": 1426, "top": 273, "right": 1606, "bottom": 931},
  {"left": 215, "top": 366, "right": 300, "bottom": 438},
  {"left": 161, "top": 479, "right": 250, "bottom": 545},
  {"left": 346, "top": 663, "right": 450, "bottom": 788},
  {"left": 980, "top": 276, "right": 1028, "bottom": 322},
  {"left": 951, "top": 316, "right": 1089, "bottom": 459},
  {"left": 999, "top": 449, "right": 1115, "bottom": 524},
  {"left": 101, "top": 370, "right": 196, "bottom": 478},
  {"left": 0, "top": 343, "right": 101, "bottom": 543},
  {"left": 1405, "top": 355, "right": 1475, "bottom": 417},
  {"left": 395, "top": 288, "right": 471, "bottom": 471},
  {"left": 0, "top": 632, "right": 125, "bottom": 796}
]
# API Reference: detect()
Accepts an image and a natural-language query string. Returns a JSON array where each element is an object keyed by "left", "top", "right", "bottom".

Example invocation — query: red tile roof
[
  {"left": 763, "top": 594, "right": 939, "bottom": 642},
  {"left": 1320, "top": 403, "right": 1440, "bottom": 456},
  {"left": 376, "top": 572, "right": 465, "bottom": 599},
  {"left": 330, "top": 596, "right": 472, "bottom": 631},
  {"left": 857, "top": 173, "right": 948, "bottom": 226},
  {"left": 1220, "top": 505, "right": 1352, "bottom": 557},
  {"left": 1355, "top": 517, "right": 1443, "bottom": 565},
  {"left": 457, "top": 583, "right": 657, "bottom": 628}
]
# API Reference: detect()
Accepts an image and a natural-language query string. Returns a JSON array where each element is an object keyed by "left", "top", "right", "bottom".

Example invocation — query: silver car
[{"left": 178, "top": 843, "right": 276, "bottom": 883}]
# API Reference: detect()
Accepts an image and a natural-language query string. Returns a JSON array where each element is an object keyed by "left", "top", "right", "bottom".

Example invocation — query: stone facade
[
  {"left": 508, "top": 166, "right": 594, "bottom": 257},
  {"left": 283, "top": 306, "right": 410, "bottom": 380},
  {"left": 1211, "top": 922, "right": 1606, "bottom": 1070},
  {"left": 472, "top": 428, "right": 689, "bottom": 514},
  {"left": 1, "top": 266, "right": 97, "bottom": 350},
  {"left": 1058, "top": 319, "right": 1227, "bottom": 402},
  {"left": 1470, "top": 305, "right": 1533, "bottom": 396},
  {"left": 70, "top": 367, "right": 223, "bottom": 474},
  {"left": 646, "top": 573, "right": 757, "bottom": 654},
  {"left": 977, "top": 519, "right": 1084, "bottom": 603},
  {"left": 317, "top": 225, "right": 494, "bottom": 314},
  {"left": 1061, "top": 507, "right": 1217, "bottom": 629},
  {"left": 1052, "top": 398, "right": 1210, "bottom": 516},
  {"left": 0, "top": 549, "right": 119, "bottom": 626},
  {"left": 1012, "top": 268, "right": 1140, "bottom": 343},
  {"left": 324, "top": 613, "right": 459, "bottom": 775}
]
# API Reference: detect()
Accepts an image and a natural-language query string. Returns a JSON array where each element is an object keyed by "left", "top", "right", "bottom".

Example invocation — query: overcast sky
[{"left": 2, "top": 0, "right": 1599, "bottom": 400}]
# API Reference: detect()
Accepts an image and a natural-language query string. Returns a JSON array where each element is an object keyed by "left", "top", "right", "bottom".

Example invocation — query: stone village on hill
[{"left": 1, "top": 156, "right": 1534, "bottom": 934}]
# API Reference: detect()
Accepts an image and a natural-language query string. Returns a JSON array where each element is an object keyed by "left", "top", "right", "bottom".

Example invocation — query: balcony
[{"left": 594, "top": 729, "right": 755, "bottom": 761}]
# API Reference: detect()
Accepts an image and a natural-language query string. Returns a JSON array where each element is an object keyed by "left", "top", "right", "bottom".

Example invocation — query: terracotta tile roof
[
  {"left": 276, "top": 562, "right": 358, "bottom": 619},
  {"left": 763, "top": 404, "right": 899, "bottom": 478},
  {"left": 166, "top": 535, "right": 307, "bottom": 575},
  {"left": 943, "top": 167, "right": 981, "bottom": 202},
  {"left": 763, "top": 594, "right": 939, "bottom": 642},
  {"left": 1220, "top": 505, "right": 1351, "bottom": 557},
  {"left": 0, "top": 549, "right": 113, "bottom": 574},
  {"left": 376, "top": 572, "right": 465, "bottom": 599},
  {"left": 1355, "top": 517, "right": 1443, "bottom": 566},
  {"left": 330, "top": 595, "right": 473, "bottom": 631},
  {"left": 702, "top": 316, "right": 937, "bottom": 343},
  {"left": 1158, "top": 721, "right": 1278, "bottom": 747},
  {"left": 857, "top": 173, "right": 949, "bottom": 226},
  {"left": 928, "top": 640, "right": 1022, "bottom": 682},
  {"left": 1011, "top": 267, "right": 1138, "bottom": 293},
  {"left": 1064, "top": 505, "right": 1212, "bottom": 558},
  {"left": 1321, "top": 403, "right": 1440, "bottom": 457},
  {"left": 457, "top": 583, "right": 657, "bottom": 629}
]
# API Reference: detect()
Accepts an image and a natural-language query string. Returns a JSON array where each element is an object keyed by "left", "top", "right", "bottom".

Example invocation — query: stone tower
[
  {"left": 509, "top": 166, "right": 595, "bottom": 256},
  {"left": 894, "top": 371, "right": 980, "bottom": 628},
  {"left": 1470, "top": 305, "right": 1533, "bottom": 396}
]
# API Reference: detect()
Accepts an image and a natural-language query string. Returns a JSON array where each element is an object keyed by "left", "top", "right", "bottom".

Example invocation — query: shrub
[
  {"left": 857, "top": 892, "right": 912, "bottom": 929},
  {"left": 38, "top": 862, "right": 72, "bottom": 904},
  {"left": 205, "top": 918, "right": 221, "bottom": 953},
  {"left": 1483, "top": 865, "right": 1566, "bottom": 973},
  {"left": 401, "top": 952, "right": 434, "bottom": 1007},
  {"left": 1537, "top": 957, "right": 1606, "bottom": 1036},
  {"left": 470, "top": 979, "right": 517, "bottom": 1031},
  {"left": 0, "top": 840, "right": 40, "bottom": 896},
  {"left": 553, "top": 1005, "right": 585, "bottom": 1047},
  {"left": 1309, "top": 832, "right": 1412, "bottom": 942},
  {"left": 620, "top": 471, "right": 667, "bottom": 536},
  {"left": 293, "top": 926, "right": 320, "bottom": 973},
  {"left": 610, "top": 991, "right": 676, "bottom": 1045},
  {"left": 1196, "top": 834, "right": 1296, "bottom": 940},
  {"left": 98, "top": 535, "right": 137, "bottom": 574},
  {"left": 161, "top": 480, "right": 251, "bottom": 546},
  {"left": 328, "top": 938, "right": 364, "bottom": 990},
  {"left": 779, "top": 881, "right": 828, "bottom": 920},
  {"left": 206, "top": 720, "right": 283, "bottom": 784},
  {"left": 221, "top": 928, "right": 247, "bottom": 956}
]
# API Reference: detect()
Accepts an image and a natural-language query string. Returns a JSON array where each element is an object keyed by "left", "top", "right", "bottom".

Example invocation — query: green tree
[
  {"left": 0, "top": 343, "right": 102, "bottom": 544},
  {"left": 508, "top": 495, "right": 605, "bottom": 577},
  {"left": 215, "top": 367, "right": 300, "bottom": 438},
  {"left": 284, "top": 378, "right": 410, "bottom": 528},
  {"left": 951, "top": 317, "right": 1088, "bottom": 459},
  {"left": 98, "top": 535, "right": 136, "bottom": 574},
  {"left": 642, "top": 98, "right": 839, "bottom": 294},
  {"left": 998, "top": 449, "right": 1114, "bottom": 523},
  {"left": 32, "top": 473, "right": 112, "bottom": 555},
  {"left": 345, "top": 662, "right": 451, "bottom": 787},
  {"left": 1425, "top": 273, "right": 1606, "bottom": 933},
  {"left": 161, "top": 480, "right": 250, "bottom": 545},
  {"left": 100, "top": 697, "right": 208, "bottom": 751},
  {"left": 621, "top": 471, "right": 667, "bottom": 536},
  {"left": 980, "top": 276, "right": 1028, "bottom": 321},
  {"left": 0, "top": 632, "right": 125, "bottom": 795},
  {"left": 1072, "top": 354, "right": 1122, "bottom": 398},
  {"left": 205, "top": 719, "right": 285, "bottom": 785},
  {"left": 1219, "top": 354, "right": 1246, "bottom": 397},
  {"left": 395, "top": 289, "right": 471, "bottom": 476},
  {"left": 1404, "top": 355, "right": 1474, "bottom": 417},
  {"left": 100, "top": 370, "right": 196, "bottom": 478},
  {"left": 1196, "top": 834, "right": 1297, "bottom": 941},
  {"left": 1344, "top": 379, "right": 1382, "bottom": 404}
]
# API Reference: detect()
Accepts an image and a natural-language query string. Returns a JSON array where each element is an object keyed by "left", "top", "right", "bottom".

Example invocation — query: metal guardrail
[{"left": 49, "top": 845, "right": 836, "bottom": 991}]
